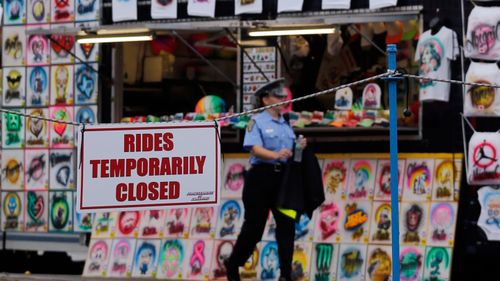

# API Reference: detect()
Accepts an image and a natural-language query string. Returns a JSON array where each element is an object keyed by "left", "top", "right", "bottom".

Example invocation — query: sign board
[{"left": 77, "top": 122, "right": 221, "bottom": 212}]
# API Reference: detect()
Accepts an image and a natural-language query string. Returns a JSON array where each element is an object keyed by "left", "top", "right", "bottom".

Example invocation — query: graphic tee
[
  {"left": 464, "top": 61, "right": 500, "bottom": 116},
  {"left": 415, "top": 27, "right": 459, "bottom": 102},
  {"left": 465, "top": 6, "right": 500, "bottom": 60}
]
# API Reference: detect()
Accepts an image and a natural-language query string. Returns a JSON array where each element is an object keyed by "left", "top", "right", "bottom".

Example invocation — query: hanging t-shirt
[
  {"left": 464, "top": 61, "right": 500, "bottom": 117},
  {"left": 112, "top": 0, "right": 137, "bottom": 22},
  {"left": 234, "top": 0, "right": 262, "bottom": 15},
  {"left": 277, "top": 0, "right": 303, "bottom": 13},
  {"left": 414, "top": 27, "right": 459, "bottom": 102},
  {"left": 369, "top": 0, "right": 397, "bottom": 9},
  {"left": 187, "top": 0, "right": 216, "bottom": 18},
  {"left": 322, "top": 0, "right": 350, "bottom": 10},
  {"left": 465, "top": 6, "right": 500, "bottom": 60},
  {"left": 151, "top": 0, "right": 177, "bottom": 19},
  {"left": 477, "top": 186, "right": 500, "bottom": 241},
  {"left": 467, "top": 131, "right": 500, "bottom": 186}
]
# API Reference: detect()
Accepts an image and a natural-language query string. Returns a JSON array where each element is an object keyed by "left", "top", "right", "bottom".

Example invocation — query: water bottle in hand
[{"left": 293, "top": 135, "right": 304, "bottom": 162}]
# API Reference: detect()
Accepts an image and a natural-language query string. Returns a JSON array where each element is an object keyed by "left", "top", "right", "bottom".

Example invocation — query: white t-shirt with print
[
  {"left": 415, "top": 27, "right": 459, "bottom": 102},
  {"left": 465, "top": 61, "right": 500, "bottom": 117},
  {"left": 465, "top": 6, "right": 500, "bottom": 60}
]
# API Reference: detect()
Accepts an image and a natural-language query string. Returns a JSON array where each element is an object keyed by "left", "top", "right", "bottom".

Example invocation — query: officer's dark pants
[{"left": 227, "top": 163, "right": 295, "bottom": 279}]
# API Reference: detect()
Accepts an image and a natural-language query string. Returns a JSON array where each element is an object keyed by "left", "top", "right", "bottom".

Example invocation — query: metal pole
[{"left": 387, "top": 44, "right": 400, "bottom": 281}]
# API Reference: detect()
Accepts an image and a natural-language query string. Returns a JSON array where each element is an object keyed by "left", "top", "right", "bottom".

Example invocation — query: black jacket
[{"left": 276, "top": 146, "right": 325, "bottom": 219}]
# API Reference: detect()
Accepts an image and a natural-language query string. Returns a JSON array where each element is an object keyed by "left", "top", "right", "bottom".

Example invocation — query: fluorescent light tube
[
  {"left": 77, "top": 34, "right": 153, "bottom": 44},
  {"left": 248, "top": 28, "right": 335, "bottom": 37}
]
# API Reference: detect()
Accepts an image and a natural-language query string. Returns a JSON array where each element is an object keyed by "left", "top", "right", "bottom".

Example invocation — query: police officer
[{"left": 224, "top": 79, "right": 306, "bottom": 281}]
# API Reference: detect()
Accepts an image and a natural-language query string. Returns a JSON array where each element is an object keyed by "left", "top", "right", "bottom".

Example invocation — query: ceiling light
[
  {"left": 76, "top": 33, "right": 153, "bottom": 44},
  {"left": 248, "top": 28, "right": 335, "bottom": 37}
]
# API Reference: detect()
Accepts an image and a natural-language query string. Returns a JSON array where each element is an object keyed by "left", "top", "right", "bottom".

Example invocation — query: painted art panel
[
  {"left": 49, "top": 27, "right": 75, "bottom": 64},
  {"left": 425, "top": 202, "right": 457, "bottom": 247},
  {"left": 26, "top": 31, "right": 50, "bottom": 66},
  {"left": 183, "top": 239, "right": 214, "bottom": 280},
  {"left": 75, "top": 63, "right": 98, "bottom": 104},
  {"left": 339, "top": 200, "right": 371, "bottom": 244},
  {"left": 138, "top": 209, "right": 166, "bottom": 239},
  {"left": 83, "top": 238, "right": 112, "bottom": 277},
  {"left": 210, "top": 240, "right": 235, "bottom": 280},
  {"left": 403, "top": 159, "right": 434, "bottom": 202},
  {"left": 432, "top": 158, "right": 462, "bottom": 201},
  {"left": 25, "top": 190, "right": 49, "bottom": 232},
  {"left": 24, "top": 148, "right": 49, "bottom": 189},
  {"left": 189, "top": 207, "right": 217, "bottom": 239},
  {"left": 2, "top": 26, "right": 26, "bottom": 66},
  {"left": 310, "top": 243, "right": 339, "bottom": 281},
  {"left": 114, "top": 210, "right": 142, "bottom": 238},
  {"left": 48, "top": 190, "right": 73, "bottom": 232},
  {"left": 2, "top": 109, "right": 25, "bottom": 149},
  {"left": 215, "top": 199, "right": 244, "bottom": 240},
  {"left": 27, "top": 0, "right": 50, "bottom": 23},
  {"left": 221, "top": 158, "right": 248, "bottom": 199},
  {"left": 400, "top": 246, "right": 425, "bottom": 281},
  {"left": 49, "top": 148, "right": 75, "bottom": 189},
  {"left": 164, "top": 207, "right": 192, "bottom": 238},
  {"left": 347, "top": 159, "right": 376, "bottom": 201},
  {"left": 291, "top": 242, "right": 312, "bottom": 281},
  {"left": 336, "top": 243, "right": 367, "bottom": 281},
  {"left": 75, "top": 0, "right": 99, "bottom": 21},
  {"left": 322, "top": 159, "right": 349, "bottom": 201},
  {"left": 26, "top": 66, "right": 50, "bottom": 107},
  {"left": 3, "top": 0, "right": 26, "bottom": 25},
  {"left": 400, "top": 202, "right": 429, "bottom": 246},
  {"left": 50, "top": 65, "right": 74, "bottom": 105},
  {"left": 258, "top": 241, "right": 280, "bottom": 281},
  {"left": 3, "top": 67, "right": 26, "bottom": 107},
  {"left": 51, "top": 0, "right": 74, "bottom": 22},
  {"left": 91, "top": 212, "right": 117, "bottom": 238},
  {"left": 369, "top": 201, "right": 393, "bottom": 245},
  {"left": 373, "top": 159, "right": 405, "bottom": 201},
  {"left": 313, "top": 201, "right": 343, "bottom": 243},
  {"left": 365, "top": 245, "right": 392, "bottom": 281},
  {"left": 1, "top": 149, "right": 25, "bottom": 190},
  {"left": 107, "top": 238, "right": 137, "bottom": 278},
  {"left": 422, "top": 247, "right": 452, "bottom": 281},
  {"left": 156, "top": 239, "right": 187, "bottom": 279},
  {"left": 25, "top": 108, "right": 49, "bottom": 147},
  {"left": 1, "top": 191, "right": 25, "bottom": 231},
  {"left": 49, "top": 106, "right": 75, "bottom": 148},
  {"left": 131, "top": 239, "right": 161, "bottom": 278}
]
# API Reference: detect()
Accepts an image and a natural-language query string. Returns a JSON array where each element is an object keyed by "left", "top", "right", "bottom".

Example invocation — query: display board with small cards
[{"left": 83, "top": 153, "right": 462, "bottom": 281}]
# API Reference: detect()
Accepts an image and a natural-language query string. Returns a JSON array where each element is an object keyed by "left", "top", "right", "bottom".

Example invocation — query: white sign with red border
[{"left": 77, "top": 122, "right": 221, "bottom": 212}]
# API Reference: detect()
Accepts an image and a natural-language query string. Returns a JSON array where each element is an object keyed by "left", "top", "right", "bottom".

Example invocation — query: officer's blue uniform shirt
[{"left": 244, "top": 110, "right": 296, "bottom": 165}]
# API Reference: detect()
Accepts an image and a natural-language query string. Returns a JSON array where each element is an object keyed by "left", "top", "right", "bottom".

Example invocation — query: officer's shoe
[{"left": 224, "top": 259, "right": 240, "bottom": 281}]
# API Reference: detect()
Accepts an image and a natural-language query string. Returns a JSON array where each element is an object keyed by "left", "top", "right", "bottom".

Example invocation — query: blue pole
[{"left": 387, "top": 44, "right": 400, "bottom": 281}]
